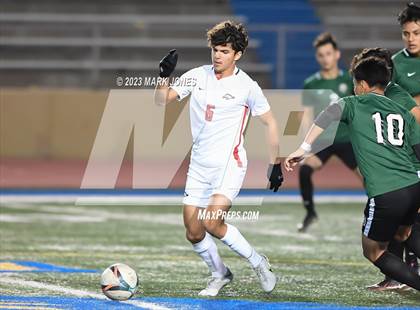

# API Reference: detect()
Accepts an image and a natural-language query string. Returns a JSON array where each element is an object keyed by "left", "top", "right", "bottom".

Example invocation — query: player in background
[
  {"left": 154, "top": 21, "right": 283, "bottom": 297},
  {"left": 392, "top": 2, "right": 420, "bottom": 274},
  {"left": 392, "top": 2, "right": 420, "bottom": 106},
  {"left": 353, "top": 48, "right": 420, "bottom": 291},
  {"left": 298, "top": 33, "right": 359, "bottom": 232},
  {"left": 285, "top": 55, "right": 420, "bottom": 291},
  {"left": 392, "top": 2, "right": 420, "bottom": 285}
]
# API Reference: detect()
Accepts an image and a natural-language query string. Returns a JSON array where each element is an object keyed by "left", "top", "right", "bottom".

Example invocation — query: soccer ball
[{"left": 101, "top": 263, "right": 139, "bottom": 301}]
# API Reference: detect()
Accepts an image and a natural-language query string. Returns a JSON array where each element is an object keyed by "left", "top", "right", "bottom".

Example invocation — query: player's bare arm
[
  {"left": 154, "top": 49, "right": 179, "bottom": 106},
  {"left": 258, "top": 110, "right": 280, "bottom": 165},
  {"left": 154, "top": 78, "right": 179, "bottom": 106},
  {"left": 259, "top": 110, "right": 284, "bottom": 192},
  {"left": 414, "top": 95, "right": 420, "bottom": 106},
  {"left": 285, "top": 101, "right": 341, "bottom": 171},
  {"left": 285, "top": 124, "right": 325, "bottom": 171},
  {"left": 411, "top": 105, "right": 420, "bottom": 123}
]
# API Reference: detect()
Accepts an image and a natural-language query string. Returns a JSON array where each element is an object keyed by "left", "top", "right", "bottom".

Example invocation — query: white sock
[
  {"left": 221, "top": 223, "right": 263, "bottom": 268},
  {"left": 192, "top": 232, "right": 227, "bottom": 278}
]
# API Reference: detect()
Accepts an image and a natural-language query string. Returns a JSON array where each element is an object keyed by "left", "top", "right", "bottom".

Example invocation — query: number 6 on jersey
[{"left": 205, "top": 104, "right": 215, "bottom": 121}]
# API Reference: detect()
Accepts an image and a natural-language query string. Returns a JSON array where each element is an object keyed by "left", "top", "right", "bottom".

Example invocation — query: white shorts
[{"left": 182, "top": 160, "right": 247, "bottom": 208}]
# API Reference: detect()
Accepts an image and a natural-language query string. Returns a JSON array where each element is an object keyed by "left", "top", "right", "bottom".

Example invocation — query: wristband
[{"left": 300, "top": 142, "right": 312, "bottom": 153}]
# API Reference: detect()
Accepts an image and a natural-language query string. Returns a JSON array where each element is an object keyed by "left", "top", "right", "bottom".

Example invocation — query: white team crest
[
  {"left": 329, "top": 93, "right": 339, "bottom": 102},
  {"left": 338, "top": 83, "right": 348, "bottom": 94},
  {"left": 222, "top": 93, "right": 235, "bottom": 100}
]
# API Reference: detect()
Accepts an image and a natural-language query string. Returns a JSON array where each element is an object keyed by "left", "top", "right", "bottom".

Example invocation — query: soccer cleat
[
  {"left": 366, "top": 278, "right": 406, "bottom": 291},
  {"left": 198, "top": 268, "right": 233, "bottom": 297},
  {"left": 253, "top": 255, "right": 277, "bottom": 293},
  {"left": 297, "top": 212, "right": 318, "bottom": 233}
]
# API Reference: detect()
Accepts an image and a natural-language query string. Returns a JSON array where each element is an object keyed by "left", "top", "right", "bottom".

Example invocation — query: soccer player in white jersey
[{"left": 154, "top": 21, "right": 283, "bottom": 296}]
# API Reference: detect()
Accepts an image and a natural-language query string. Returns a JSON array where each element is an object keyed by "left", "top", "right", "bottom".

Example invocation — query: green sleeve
[
  {"left": 409, "top": 117, "right": 420, "bottom": 147},
  {"left": 399, "top": 88, "right": 417, "bottom": 111},
  {"left": 391, "top": 66, "right": 399, "bottom": 83},
  {"left": 338, "top": 98, "right": 352, "bottom": 124},
  {"left": 406, "top": 101, "right": 417, "bottom": 112},
  {"left": 391, "top": 84, "right": 417, "bottom": 111}
]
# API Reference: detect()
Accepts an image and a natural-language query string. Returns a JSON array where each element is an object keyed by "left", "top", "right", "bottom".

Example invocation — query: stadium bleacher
[
  {"left": 0, "top": 0, "right": 271, "bottom": 88},
  {"left": 312, "top": 0, "right": 407, "bottom": 67},
  {"left": 231, "top": 0, "right": 321, "bottom": 88},
  {"left": 0, "top": 0, "right": 410, "bottom": 89}
]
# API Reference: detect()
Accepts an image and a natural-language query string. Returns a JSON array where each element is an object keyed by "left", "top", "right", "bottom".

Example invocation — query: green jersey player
[
  {"left": 362, "top": 5, "right": 420, "bottom": 292},
  {"left": 393, "top": 50, "right": 420, "bottom": 102},
  {"left": 393, "top": 3, "right": 420, "bottom": 283},
  {"left": 354, "top": 48, "right": 420, "bottom": 174},
  {"left": 286, "top": 56, "right": 420, "bottom": 291},
  {"left": 392, "top": 2, "right": 420, "bottom": 105},
  {"left": 298, "top": 32, "right": 360, "bottom": 232},
  {"left": 393, "top": 5, "right": 420, "bottom": 282}
]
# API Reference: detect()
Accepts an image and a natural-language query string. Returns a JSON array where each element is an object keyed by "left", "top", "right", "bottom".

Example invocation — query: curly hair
[
  {"left": 207, "top": 20, "right": 249, "bottom": 53},
  {"left": 351, "top": 47, "right": 393, "bottom": 73},
  {"left": 398, "top": 2, "right": 420, "bottom": 25},
  {"left": 350, "top": 56, "right": 391, "bottom": 88}
]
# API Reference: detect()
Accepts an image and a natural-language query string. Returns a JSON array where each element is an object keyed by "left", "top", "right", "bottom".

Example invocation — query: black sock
[
  {"left": 388, "top": 240, "right": 404, "bottom": 259},
  {"left": 299, "top": 165, "right": 316, "bottom": 215},
  {"left": 386, "top": 240, "right": 404, "bottom": 281},
  {"left": 406, "top": 217, "right": 420, "bottom": 259},
  {"left": 374, "top": 251, "right": 420, "bottom": 290}
]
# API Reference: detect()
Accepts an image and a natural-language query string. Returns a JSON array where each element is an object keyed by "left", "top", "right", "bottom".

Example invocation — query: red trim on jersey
[{"left": 233, "top": 106, "right": 249, "bottom": 168}]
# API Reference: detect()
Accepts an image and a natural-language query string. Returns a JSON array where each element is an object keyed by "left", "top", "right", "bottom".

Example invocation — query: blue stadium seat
[{"left": 230, "top": 0, "right": 321, "bottom": 88}]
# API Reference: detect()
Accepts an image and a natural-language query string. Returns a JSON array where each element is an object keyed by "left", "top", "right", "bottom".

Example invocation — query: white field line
[
  {"left": 0, "top": 213, "right": 106, "bottom": 223},
  {"left": 0, "top": 204, "right": 294, "bottom": 225},
  {"left": 0, "top": 211, "right": 183, "bottom": 225},
  {"left": 239, "top": 227, "right": 323, "bottom": 241},
  {"left": 0, "top": 204, "right": 284, "bottom": 225},
  {"left": 0, "top": 194, "right": 367, "bottom": 205},
  {"left": 0, "top": 277, "right": 172, "bottom": 310},
  {"left": 278, "top": 245, "right": 312, "bottom": 252}
]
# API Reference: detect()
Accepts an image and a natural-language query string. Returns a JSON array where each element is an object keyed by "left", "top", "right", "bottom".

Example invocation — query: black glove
[
  {"left": 159, "top": 49, "right": 178, "bottom": 78},
  {"left": 267, "top": 163, "right": 284, "bottom": 192}
]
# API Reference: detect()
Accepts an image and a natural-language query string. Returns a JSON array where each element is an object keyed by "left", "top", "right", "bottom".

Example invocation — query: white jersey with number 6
[{"left": 171, "top": 65, "right": 270, "bottom": 169}]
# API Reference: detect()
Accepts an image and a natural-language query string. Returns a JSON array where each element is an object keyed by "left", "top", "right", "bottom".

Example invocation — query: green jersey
[
  {"left": 340, "top": 93, "right": 420, "bottom": 197},
  {"left": 392, "top": 49, "right": 420, "bottom": 97},
  {"left": 385, "top": 82, "right": 420, "bottom": 171},
  {"left": 385, "top": 82, "right": 417, "bottom": 111},
  {"left": 303, "top": 70, "right": 353, "bottom": 143}
]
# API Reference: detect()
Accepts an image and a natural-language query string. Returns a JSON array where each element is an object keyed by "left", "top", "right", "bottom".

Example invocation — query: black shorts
[
  {"left": 315, "top": 142, "right": 357, "bottom": 170},
  {"left": 362, "top": 182, "right": 420, "bottom": 242}
]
